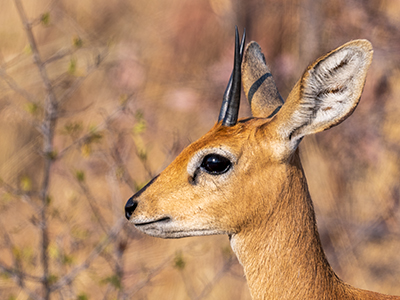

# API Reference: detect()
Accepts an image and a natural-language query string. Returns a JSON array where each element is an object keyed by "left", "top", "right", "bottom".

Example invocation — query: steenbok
[{"left": 125, "top": 28, "right": 399, "bottom": 299}]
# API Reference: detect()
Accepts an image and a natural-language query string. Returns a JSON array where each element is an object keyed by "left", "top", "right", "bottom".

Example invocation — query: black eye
[{"left": 200, "top": 154, "right": 232, "bottom": 175}]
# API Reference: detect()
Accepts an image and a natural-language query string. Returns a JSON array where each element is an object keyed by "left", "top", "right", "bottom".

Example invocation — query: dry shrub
[{"left": 0, "top": 0, "right": 399, "bottom": 299}]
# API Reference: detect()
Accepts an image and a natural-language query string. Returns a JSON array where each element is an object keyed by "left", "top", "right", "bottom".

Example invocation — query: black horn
[{"left": 218, "top": 27, "right": 246, "bottom": 126}]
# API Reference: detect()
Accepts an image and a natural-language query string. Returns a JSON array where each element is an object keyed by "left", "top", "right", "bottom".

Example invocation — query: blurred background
[{"left": 0, "top": 0, "right": 400, "bottom": 299}]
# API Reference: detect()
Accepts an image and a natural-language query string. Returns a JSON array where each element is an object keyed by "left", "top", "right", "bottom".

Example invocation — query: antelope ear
[
  {"left": 242, "top": 42, "right": 284, "bottom": 118},
  {"left": 273, "top": 39, "right": 373, "bottom": 151}
]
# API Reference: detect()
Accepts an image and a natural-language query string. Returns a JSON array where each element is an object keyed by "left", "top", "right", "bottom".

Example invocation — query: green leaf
[
  {"left": 72, "top": 36, "right": 83, "bottom": 48},
  {"left": 77, "top": 294, "right": 89, "bottom": 300},
  {"left": 1, "top": 192, "right": 13, "bottom": 204},
  {"left": 132, "top": 121, "right": 146, "bottom": 135},
  {"left": 46, "top": 195, "right": 52, "bottom": 205},
  {"left": 24, "top": 102, "right": 39, "bottom": 115},
  {"left": 101, "top": 275, "right": 121, "bottom": 289},
  {"left": 173, "top": 252, "right": 185, "bottom": 270},
  {"left": 135, "top": 110, "right": 144, "bottom": 121},
  {"left": 68, "top": 58, "right": 77, "bottom": 75},
  {"left": 119, "top": 94, "right": 128, "bottom": 105},
  {"left": 134, "top": 181, "right": 146, "bottom": 192},
  {"left": 87, "top": 126, "right": 103, "bottom": 143},
  {"left": 48, "top": 243, "right": 59, "bottom": 259},
  {"left": 62, "top": 254, "right": 74, "bottom": 266},
  {"left": 46, "top": 150, "right": 58, "bottom": 160},
  {"left": 0, "top": 271, "right": 11, "bottom": 280},
  {"left": 63, "top": 122, "right": 83, "bottom": 137},
  {"left": 81, "top": 143, "right": 91, "bottom": 157},
  {"left": 12, "top": 247, "right": 21, "bottom": 260},
  {"left": 75, "top": 170, "right": 85, "bottom": 182},
  {"left": 23, "top": 44, "right": 32, "bottom": 55},
  {"left": 41, "top": 12, "right": 50, "bottom": 26},
  {"left": 48, "top": 274, "right": 58, "bottom": 285},
  {"left": 138, "top": 149, "right": 147, "bottom": 162},
  {"left": 221, "top": 246, "right": 233, "bottom": 259},
  {"left": 115, "top": 166, "right": 125, "bottom": 180},
  {"left": 71, "top": 227, "right": 89, "bottom": 240},
  {"left": 20, "top": 175, "right": 32, "bottom": 192}
]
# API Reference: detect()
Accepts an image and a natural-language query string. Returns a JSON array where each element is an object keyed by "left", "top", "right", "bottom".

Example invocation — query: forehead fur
[
  {"left": 162, "top": 117, "right": 277, "bottom": 179},
  {"left": 190, "top": 118, "right": 271, "bottom": 152}
]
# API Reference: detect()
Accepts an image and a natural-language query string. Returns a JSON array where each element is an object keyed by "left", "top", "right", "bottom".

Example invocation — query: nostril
[{"left": 125, "top": 196, "right": 138, "bottom": 220}]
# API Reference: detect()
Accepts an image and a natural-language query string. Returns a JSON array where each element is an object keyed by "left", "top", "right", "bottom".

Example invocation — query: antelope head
[{"left": 125, "top": 29, "right": 372, "bottom": 240}]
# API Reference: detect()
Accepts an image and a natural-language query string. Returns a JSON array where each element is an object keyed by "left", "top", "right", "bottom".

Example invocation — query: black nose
[{"left": 125, "top": 196, "right": 138, "bottom": 220}]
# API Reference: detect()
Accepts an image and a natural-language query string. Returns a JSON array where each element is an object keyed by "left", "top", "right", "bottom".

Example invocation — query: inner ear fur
[{"left": 272, "top": 39, "right": 373, "bottom": 145}]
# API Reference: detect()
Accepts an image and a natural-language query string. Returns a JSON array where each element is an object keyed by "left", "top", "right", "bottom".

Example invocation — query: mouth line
[{"left": 134, "top": 217, "right": 171, "bottom": 227}]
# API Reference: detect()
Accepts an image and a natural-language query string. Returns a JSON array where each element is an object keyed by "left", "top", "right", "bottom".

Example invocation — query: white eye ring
[{"left": 187, "top": 147, "right": 237, "bottom": 177}]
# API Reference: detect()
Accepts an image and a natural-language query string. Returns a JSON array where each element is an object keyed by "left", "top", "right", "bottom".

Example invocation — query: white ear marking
[{"left": 275, "top": 40, "right": 373, "bottom": 150}]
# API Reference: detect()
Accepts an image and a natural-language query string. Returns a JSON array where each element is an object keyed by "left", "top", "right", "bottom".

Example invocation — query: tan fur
[
  {"left": 126, "top": 40, "right": 399, "bottom": 299},
  {"left": 242, "top": 41, "right": 284, "bottom": 117}
]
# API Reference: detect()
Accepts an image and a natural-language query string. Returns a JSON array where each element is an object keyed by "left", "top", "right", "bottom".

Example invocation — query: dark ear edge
[{"left": 242, "top": 42, "right": 283, "bottom": 118}]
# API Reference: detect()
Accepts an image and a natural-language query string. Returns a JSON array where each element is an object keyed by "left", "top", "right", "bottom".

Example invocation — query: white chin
[{"left": 135, "top": 223, "right": 226, "bottom": 239}]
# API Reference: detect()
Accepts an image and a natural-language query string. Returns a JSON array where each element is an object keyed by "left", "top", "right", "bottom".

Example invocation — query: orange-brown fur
[
  {"left": 130, "top": 119, "right": 399, "bottom": 299},
  {"left": 127, "top": 40, "right": 398, "bottom": 299}
]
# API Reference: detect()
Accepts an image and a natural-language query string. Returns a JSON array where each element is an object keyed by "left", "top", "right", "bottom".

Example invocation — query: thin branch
[
  {"left": 128, "top": 254, "right": 173, "bottom": 296},
  {"left": 14, "top": 1, "right": 59, "bottom": 299},
  {"left": 57, "top": 97, "right": 129, "bottom": 160},
  {"left": 50, "top": 218, "right": 125, "bottom": 292},
  {"left": 43, "top": 47, "right": 75, "bottom": 65},
  {"left": 180, "top": 270, "right": 197, "bottom": 300},
  {"left": 56, "top": 102, "right": 94, "bottom": 119},
  {"left": 0, "top": 239, "right": 43, "bottom": 300},
  {"left": 0, "top": 71, "right": 41, "bottom": 131},
  {"left": 14, "top": 0, "right": 57, "bottom": 101},
  {"left": 0, "top": 262, "right": 43, "bottom": 283},
  {"left": 0, "top": 68, "right": 37, "bottom": 103},
  {"left": 14, "top": 278, "right": 44, "bottom": 300},
  {"left": 51, "top": 6, "right": 100, "bottom": 44},
  {"left": 58, "top": 48, "right": 109, "bottom": 106},
  {"left": 106, "top": 130, "right": 137, "bottom": 192},
  {"left": 0, "top": 220, "right": 44, "bottom": 298},
  {"left": 101, "top": 285, "right": 114, "bottom": 300},
  {"left": 0, "top": 180, "right": 41, "bottom": 215},
  {"left": 193, "top": 257, "right": 235, "bottom": 300},
  {"left": 77, "top": 180, "right": 110, "bottom": 233},
  {"left": 0, "top": 51, "right": 29, "bottom": 70},
  {"left": 126, "top": 241, "right": 204, "bottom": 297}
]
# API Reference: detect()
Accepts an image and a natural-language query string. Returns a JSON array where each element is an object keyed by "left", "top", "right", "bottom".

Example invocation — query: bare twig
[
  {"left": 58, "top": 48, "right": 109, "bottom": 106},
  {"left": 0, "top": 68, "right": 37, "bottom": 103},
  {"left": 193, "top": 257, "right": 235, "bottom": 300},
  {"left": 0, "top": 51, "right": 28, "bottom": 70},
  {"left": 0, "top": 247, "right": 44, "bottom": 300},
  {"left": 0, "top": 180, "right": 40, "bottom": 214},
  {"left": 43, "top": 48, "right": 75, "bottom": 66},
  {"left": 14, "top": 1, "right": 59, "bottom": 298},
  {"left": 0, "top": 220, "right": 45, "bottom": 300},
  {"left": 50, "top": 217, "right": 125, "bottom": 292},
  {"left": 50, "top": 6, "right": 101, "bottom": 44},
  {"left": 77, "top": 180, "right": 110, "bottom": 233},
  {"left": 128, "top": 254, "right": 173, "bottom": 296},
  {"left": 57, "top": 97, "right": 129, "bottom": 160},
  {"left": 0, "top": 261, "right": 43, "bottom": 283},
  {"left": 106, "top": 131, "right": 137, "bottom": 192}
]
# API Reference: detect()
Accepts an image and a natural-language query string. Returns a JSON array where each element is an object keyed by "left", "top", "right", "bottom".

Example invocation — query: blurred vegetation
[{"left": 0, "top": 0, "right": 399, "bottom": 299}]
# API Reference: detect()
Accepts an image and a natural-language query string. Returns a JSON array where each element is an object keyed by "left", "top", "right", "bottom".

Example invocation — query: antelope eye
[{"left": 200, "top": 154, "right": 232, "bottom": 175}]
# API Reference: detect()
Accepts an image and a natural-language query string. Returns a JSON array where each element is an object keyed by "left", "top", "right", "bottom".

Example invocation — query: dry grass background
[{"left": 0, "top": 0, "right": 400, "bottom": 299}]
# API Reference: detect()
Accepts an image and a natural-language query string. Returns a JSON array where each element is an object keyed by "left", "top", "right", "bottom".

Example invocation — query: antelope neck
[{"left": 229, "top": 155, "right": 342, "bottom": 299}]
